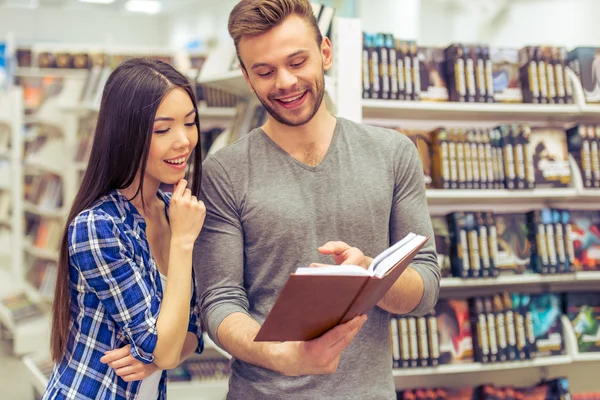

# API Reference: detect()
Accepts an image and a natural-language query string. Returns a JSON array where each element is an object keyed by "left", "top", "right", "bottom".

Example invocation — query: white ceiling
[{"left": 0, "top": 0, "right": 206, "bottom": 14}]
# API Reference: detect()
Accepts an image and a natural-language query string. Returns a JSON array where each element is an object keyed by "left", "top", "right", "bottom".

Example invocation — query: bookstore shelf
[
  {"left": 425, "top": 188, "right": 579, "bottom": 205},
  {"left": 392, "top": 355, "right": 573, "bottom": 377},
  {"left": 22, "top": 354, "right": 49, "bottom": 396},
  {"left": 198, "top": 106, "right": 237, "bottom": 119},
  {"left": 23, "top": 243, "right": 59, "bottom": 261},
  {"left": 15, "top": 67, "right": 89, "bottom": 79},
  {"left": 572, "top": 353, "right": 600, "bottom": 362},
  {"left": 24, "top": 160, "right": 64, "bottom": 178},
  {"left": 23, "top": 202, "right": 66, "bottom": 219},
  {"left": 361, "top": 100, "right": 581, "bottom": 122},
  {"left": 573, "top": 271, "right": 600, "bottom": 281},
  {"left": 440, "top": 274, "right": 579, "bottom": 289}
]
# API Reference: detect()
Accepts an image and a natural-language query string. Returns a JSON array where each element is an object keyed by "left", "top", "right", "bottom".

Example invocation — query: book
[{"left": 254, "top": 233, "right": 429, "bottom": 342}]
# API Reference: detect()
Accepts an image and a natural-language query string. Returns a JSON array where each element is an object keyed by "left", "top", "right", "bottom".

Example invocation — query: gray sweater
[{"left": 193, "top": 117, "right": 440, "bottom": 400}]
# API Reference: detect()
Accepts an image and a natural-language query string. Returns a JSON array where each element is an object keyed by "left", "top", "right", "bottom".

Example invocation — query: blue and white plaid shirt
[{"left": 43, "top": 189, "right": 204, "bottom": 400}]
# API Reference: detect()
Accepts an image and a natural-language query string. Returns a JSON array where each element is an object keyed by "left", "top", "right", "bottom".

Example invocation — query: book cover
[
  {"left": 530, "top": 127, "right": 572, "bottom": 188},
  {"left": 418, "top": 47, "right": 449, "bottom": 102},
  {"left": 491, "top": 47, "right": 523, "bottom": 103},
  {"left": 567, "top": 47, "right": 600, "bottom": 103},
  {"left": 495, "top": 213, "right": 532, "bottom": 274},
  {"left": 570, "top": 210, "right": 600, "bottom": 271},
  {"left": 254, "top": 233, "right": 429, "bottom": 342},
  {"left": 566, "top": 292, "right": 600, "bottom": 353},
  {"left": 529, "top": 293, "right": 564, "bottom": 357},
  {"left": 435, "top": 299, "right": 474, "bottom": 364}
]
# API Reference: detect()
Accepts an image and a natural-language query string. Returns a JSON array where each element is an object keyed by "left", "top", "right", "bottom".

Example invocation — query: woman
[{"left": 43, "top": 58, "right": 206, "bottom": 399}]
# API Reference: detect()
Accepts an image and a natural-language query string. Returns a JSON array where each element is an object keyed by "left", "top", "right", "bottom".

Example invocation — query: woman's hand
[{"left": 100, "top": 344, "right": 160, "bottom": 382}]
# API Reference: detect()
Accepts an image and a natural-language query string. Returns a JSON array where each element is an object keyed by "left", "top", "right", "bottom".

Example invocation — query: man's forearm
[
  {"left": 216, "top": 312, "right": 281, "bottom": 373},
  {"left": 377, "top": 266, "right": 425, "bottom": 315}
]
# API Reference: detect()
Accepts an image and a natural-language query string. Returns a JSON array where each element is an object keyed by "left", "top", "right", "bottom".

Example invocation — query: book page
[
  {"left": 372, "top": 233, "right": 426, "bottom": 278},
  {"left": 294, "top": 265, "right": 372, "bottom": 277}
]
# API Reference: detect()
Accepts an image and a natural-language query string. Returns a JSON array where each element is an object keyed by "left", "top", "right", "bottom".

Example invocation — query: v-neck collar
[{"left": 258, "top": 117, "right": 341, "bottom": 172}]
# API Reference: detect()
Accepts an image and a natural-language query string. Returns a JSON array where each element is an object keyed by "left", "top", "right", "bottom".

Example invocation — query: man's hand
[
  {"left": 100, "top": 344, "right": 159, "bottom": 382},
  {"left": 314, "top": 241, "right": 372, "bottom": 269},
  {"left": 271, "top": 314, "right": 368, "bottom": 376}
]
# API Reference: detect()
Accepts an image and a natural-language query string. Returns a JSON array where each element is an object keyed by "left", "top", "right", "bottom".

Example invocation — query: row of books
[
  {"left": 0, "top": 293, "right": 46, "bottom": 324},
  {"left": 26, "top": 259, "right": 57, "bottom": 299},
  {"left": 414, "top": 292, "right": 600, "bottom": 368},
  {"left": 434, "top": 209, "right": 600, "bottom": 278},
  {"left": 167, "top": 358, "right": 231, "bottom": 383},
  {"left": 362, "top": 35, "right": 599, "bottom": 105},
  {"left": 25, "top": 216, "right": 63, "bottom": 252},
  {"left": 396, "top": 378, "right": 571, "bottom": 400},
  {"left": 24, "top": 174, "right": 63, "bottom": 210},
  {"left": 398, "top": 124, "right": 580, "bottom": 191}
]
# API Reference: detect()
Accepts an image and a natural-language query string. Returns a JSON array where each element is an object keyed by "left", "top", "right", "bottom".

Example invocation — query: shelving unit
[{"left": 195, "top": 16, "right": 600, "bottom": 395}]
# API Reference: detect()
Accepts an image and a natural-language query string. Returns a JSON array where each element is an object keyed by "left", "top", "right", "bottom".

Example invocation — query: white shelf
[
  {"left": 0, "top": 148, "right": 9, "bottom": 159},
  {"left": 23, "top": 243, "right": 59, "bottom": 261},
  {"left": 199, "top": 107, "right": 237, "bottom": 119},
  {"left": 16, "top": 67, "right": 89, "bottom": 79},
  {"left": 441, "top": 273, "right": 578, "bottom": 289},
  {"left": 167, "top": 379, "right": 229, "bottom": 400},
  {"left": 24, "top": 159, "right": 64, "bottom": 177},
  {"left": 574, "top": 271, "right": 600, "bottom": 281},
  {"left": 426, "top": 188, "right": 578, "bottom": 205},
  {"left": 392, "top": 355, "right": 572, "bottom": 377},
  {"left": 362, "top": 99, "right": 581, "bottom": 122},
  {"left": 580, "top": 104, "right": 600, "bottom": 121},
  {"left": 573, "top": 353, "right": 600, "bottom": 362},
  {"left": 22, "top": 354, "right": 51, "bottom": 396},
  {"left": 23, "top": 202, "right": 66, "bottom": 219}
]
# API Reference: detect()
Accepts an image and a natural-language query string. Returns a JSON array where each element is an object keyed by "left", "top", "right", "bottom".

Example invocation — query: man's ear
[{"left": 321, "top": 37, "right": 333, "bottom": 72}]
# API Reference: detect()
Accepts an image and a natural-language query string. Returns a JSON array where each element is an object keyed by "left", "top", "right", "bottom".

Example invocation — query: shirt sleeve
[
  {"left": 69, "top": 209, "right": 160, "bottom": 363},
  {"left": 187, "top": 268, "right": 205, "bottom": 354},
  {"left": 390, "top": 135, "right": 441, "bottom": 316},
  {"left": 193, "top": 156, "right": 250, "bottom": 349}
]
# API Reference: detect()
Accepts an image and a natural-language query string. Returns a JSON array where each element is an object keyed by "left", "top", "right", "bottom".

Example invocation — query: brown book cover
[{"left": 254, "top": 234, "right": 429, "bottom": 342}]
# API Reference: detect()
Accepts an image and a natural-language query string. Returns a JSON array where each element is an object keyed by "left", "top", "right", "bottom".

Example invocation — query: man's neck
[{"left": 262, "top": 105, "right": 337, "bottom": 167}]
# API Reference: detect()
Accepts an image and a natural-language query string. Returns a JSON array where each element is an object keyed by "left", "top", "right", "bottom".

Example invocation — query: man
[{"left": 193, "top": 0, "right": 440, "bottom": 398}]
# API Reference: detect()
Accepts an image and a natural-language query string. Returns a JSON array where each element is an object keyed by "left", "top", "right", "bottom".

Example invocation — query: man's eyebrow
[{"left": 250, "top": 50, "right": 309, "bottom": 70}]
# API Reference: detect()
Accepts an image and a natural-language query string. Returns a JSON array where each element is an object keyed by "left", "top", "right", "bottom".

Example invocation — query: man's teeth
[
  {"left": 166, "top": 157, "right": 185, "bottom": 165},
  {"left": 279, "top": 93, "right": 304, "bottom": 103}
]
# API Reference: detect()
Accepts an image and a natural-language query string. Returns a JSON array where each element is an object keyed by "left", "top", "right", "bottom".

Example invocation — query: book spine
[
  {"left": 486, "top": 212, "right": 499, "bottom": 277},
  {"left": 484, "top": 297, "right": 499, "bottom": 363},
  {"left": 477, "top": 130, "right": 488, "bottom": 189},
  {"left": 523, "top": 125, "right": 536, "bottom": 189},
  {"left": 544, "top": 209, "right": 559, "bottom": 274},
  {"left": 493, "top": 294, "right": 508, "bottom": 362},
  {"left": 399, "top": 317, "right": 411, "bottom": 368},
  {"left": 484, "top": 129, "right": 496, "bottom": 190},
  {"left": 390, "top": 317, "right": 401, "bottom": 368},
  {"left": 527, "top": 210, "right": 549, "bottom": 274},
  {"left": 500, "top": 126, "right": 516, "bottom": 189},
  {"left": 427, "top": 313, "right": 440, "bottom": 367},
  {"left": 562, "top": 209, "right": 576, "bottom": 273},
  {"left": 407, "top": 317, "right": 420, "bottom": 367},
  {"left": 470, "top": 297, "right": 490, "bottom": 363},
  {"left": 463, "top": 129, "right": 474, "bottom": 189},
  {"left": 537, "top": 47, "right": 549, "bottom": 104},
  {"left": 417, "top": 316, "right": 430, "bottom": 367},
  {"left": 466, "top": 213, "right": 482, "bottom": 278},
  {"left": 502, "top": 292, "right": 518, "bottom": 361},
  {"left": 477, "top": 212, "right": 491, "bottom": 278},
  {"left": 590, "top": 126, "right": 600, "bottom": 188},
  {"left": 553, "top": 209, "right": 568, "bottom": 274}
]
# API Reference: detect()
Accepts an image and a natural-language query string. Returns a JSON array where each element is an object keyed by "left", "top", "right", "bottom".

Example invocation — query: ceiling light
[
  {"left": 124, "top": 0, "right": 161, "bottom": 14},
  {"left": 78, "top": 0, "right": 117, "bottom": 4}
]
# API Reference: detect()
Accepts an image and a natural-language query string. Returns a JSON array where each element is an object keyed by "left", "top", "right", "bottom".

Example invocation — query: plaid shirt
[{"left": 43, "top": 189, "right": 204, "bottom": 400}]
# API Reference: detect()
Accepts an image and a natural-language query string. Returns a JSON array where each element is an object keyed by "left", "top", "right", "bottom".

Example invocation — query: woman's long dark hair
[{"left": 50, "top": 58, "right": 202, "bottom": 361}]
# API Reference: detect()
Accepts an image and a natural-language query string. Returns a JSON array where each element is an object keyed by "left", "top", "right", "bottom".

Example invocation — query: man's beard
[{"left": 253, "top": 72, "right": 325, "bottom": 127}]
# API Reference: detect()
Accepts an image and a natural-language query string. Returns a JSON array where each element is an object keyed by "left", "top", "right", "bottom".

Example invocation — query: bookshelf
[{"left": 362, "top": 100, "right": 582, "bottom": 123}]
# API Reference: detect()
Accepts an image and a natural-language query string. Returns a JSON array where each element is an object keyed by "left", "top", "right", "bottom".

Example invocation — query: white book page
[
  {"left": 372, "top": 233, "right": 426, "bottom": 278},
  {"left": 294, "top": 265, "right": 372, "bottom": 277}
]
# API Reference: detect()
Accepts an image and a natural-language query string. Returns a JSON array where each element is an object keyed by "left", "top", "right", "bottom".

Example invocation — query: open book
[{"left": 254, "top": 233, "right": 429, "bottom": 342}]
